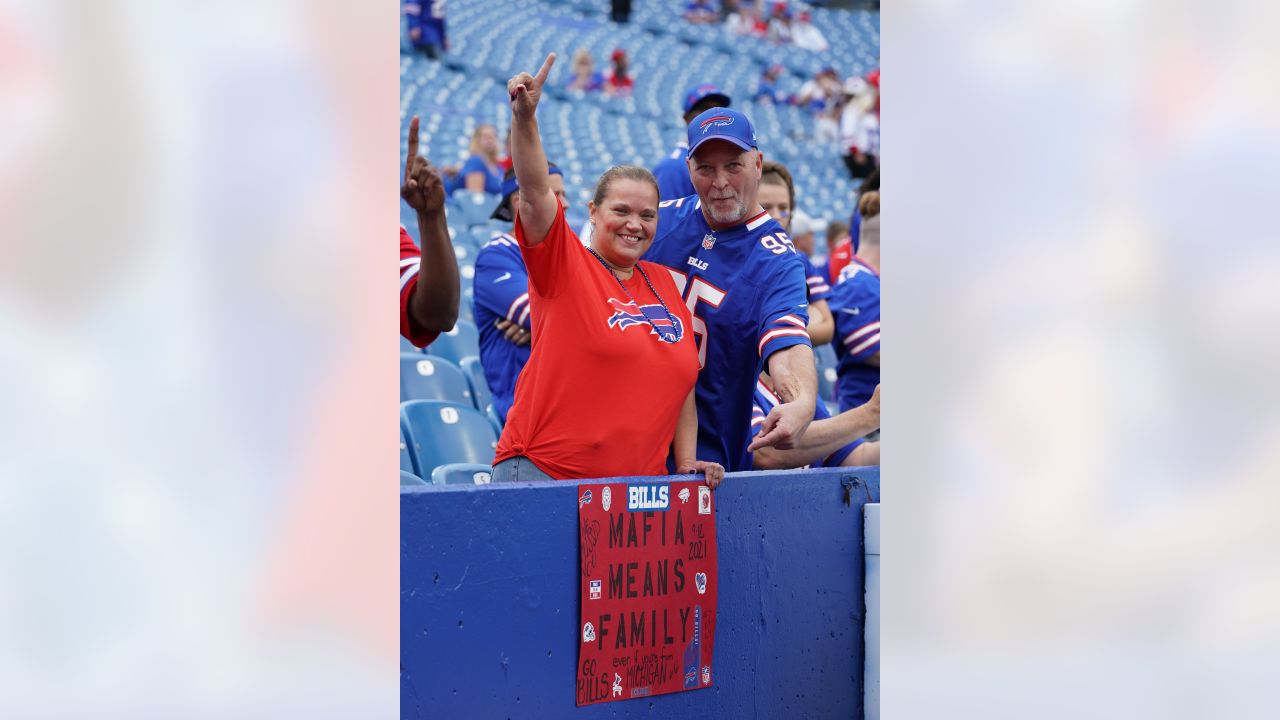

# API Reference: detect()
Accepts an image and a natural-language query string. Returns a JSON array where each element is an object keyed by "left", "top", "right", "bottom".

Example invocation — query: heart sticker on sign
[{"left": 694, "top": 572, "right": 707, "bottom": 595}]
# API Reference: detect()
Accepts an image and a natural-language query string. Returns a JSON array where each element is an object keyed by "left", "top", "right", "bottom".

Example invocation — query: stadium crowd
[{"left": 399, "top": 0, "right": 879, "bottom": 486}]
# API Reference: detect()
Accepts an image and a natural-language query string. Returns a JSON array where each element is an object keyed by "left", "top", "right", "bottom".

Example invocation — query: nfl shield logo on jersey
[{"left": 701, "top": 233, "right": 716, "bottom": 250}]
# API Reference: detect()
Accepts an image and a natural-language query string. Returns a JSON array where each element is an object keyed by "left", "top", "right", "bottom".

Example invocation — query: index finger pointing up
[
  {"left": 405, "top": 115, "right": 420, "bottom": 185},
  {"left": 533, "top": 52, "right": 556, "bottom": 86}
]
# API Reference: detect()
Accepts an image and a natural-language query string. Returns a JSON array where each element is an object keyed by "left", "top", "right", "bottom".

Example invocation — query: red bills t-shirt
[
  {"left": 400, "top": 225, "right": 439, "bottom": 348},
  {"left": 494, "top": 203, "right": 698, "bottom": 479}
]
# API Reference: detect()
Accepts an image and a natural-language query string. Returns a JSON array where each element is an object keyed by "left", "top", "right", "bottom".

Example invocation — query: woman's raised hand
[{"left": 508, "top": 53, "right": 556, "bottom": 119}]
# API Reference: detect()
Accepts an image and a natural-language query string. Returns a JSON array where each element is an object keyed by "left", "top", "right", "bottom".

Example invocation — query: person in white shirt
[{"left": 791, "top": 10, "right": 829, "bottom": 52}]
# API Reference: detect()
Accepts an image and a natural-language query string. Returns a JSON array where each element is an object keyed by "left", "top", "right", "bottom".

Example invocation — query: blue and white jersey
[
  {"left": 751, "top": 380, "right": 862, "bottom": 468},
  {"left": 404, "top": 0, "right": 446, "bottom": 47},
  {"left": 801, "top": 253, "right": 832, "bottom": 304},
  {"left": 829, "top": 258, "right": 880, "bottom": 411},
  {"left": 472, "top": 232, "right": 532, "bottom": 424},
  {"left": 643, "top": 195, "right": 812, "bottom": 472},
  {"left": 651, "top": 142, "right": 695, "bottom": 201}
]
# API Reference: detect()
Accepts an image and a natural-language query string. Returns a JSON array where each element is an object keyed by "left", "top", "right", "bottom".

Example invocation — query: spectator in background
[
  {"left": 652, "top": 83, "right": 732, "bottom": 200},
  {"left": 790, "top": 209, "right": 818, "bottom": 259},
  {"left": 829, "top": 191, "right": 880, "bottom": 411},
  {"left": 495, "top": 53, "right": 722, "bottom": 485},
  {"left": 449, "top": 124, "right": 504, "bottom": 195},
  {"left": 795, "top": 67, "right": 842, "bottom": 113},
  {"left": 400, "top": 116, "right": 459, "bottom": 348},
  {"left": 472, "top": 164, "right": 569, "bottom": 425},
  {"left": 758, "top": 160, "right": 834, "bottom": 345},
  {"left": 753, "top": 63, "right": 790, "bottom": 105},
  {"left": 844, "top": 167, "right": 878, "bottom": 260},
  {"left": 403, "top": 0, "right": 447, "bottom": 60},
  {"left": 766, "top": 3, "right": 794, "bottom": 45},
  {"left": 603, "top": 48, "right": 634, "bottom": 97},
  {"left": 725, "top": 0, "right": 766, "bottom": 37},
  {"left": 840, "top": 75, "right": 880, "bottom": 179},
  {"left": 684, "top": 0, "right": 720, "bottom": 24},
  {"left": 824, "top": 219, "right": 851, "bottom": 284},
  {"left": 790, "top": 9, "right": 829, "bottom": 52},
  {"left": 565, "top": 48, "right": 604, "bottom": 93},
  {"left": 610, "top": 0, "right": 632, "bottom": 24}
]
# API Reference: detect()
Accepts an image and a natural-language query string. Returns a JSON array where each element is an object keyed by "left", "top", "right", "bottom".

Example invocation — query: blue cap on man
[
  {"left": 682, "top": 83, "right": 732, "bottom": 114},
  {"left": 687, "top": 107, "right": 758, "bottom": 156}
]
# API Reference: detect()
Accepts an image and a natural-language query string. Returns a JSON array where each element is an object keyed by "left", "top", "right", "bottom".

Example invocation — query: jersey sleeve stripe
[
  {"left": 516, "top": 304, "right": 531, "bottom": 327},
  {"left": 841, "top": 321, "right": 880, "bottom": 347},
  {"left": 776, "top": 314, "right": 807, "bottom": 329},
  {"left": 399, "top": 262, "right": 421, "bottom": 293},
  {"left": 399, "top": 257, "right": 420, "bottom": 268},
  {"left": 757, "top": 327, "right": 810, "bottom": 356},
  {"left": 505, "top": 292, "right": 530, "bottom": 321},
  {"left": 849, "top": 332, "right": 881, "bottom": 356}
]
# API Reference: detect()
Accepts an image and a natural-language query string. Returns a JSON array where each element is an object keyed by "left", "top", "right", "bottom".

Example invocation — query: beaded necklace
[{"left": 585, "top": 246, "right": 681, "bottom": 344}]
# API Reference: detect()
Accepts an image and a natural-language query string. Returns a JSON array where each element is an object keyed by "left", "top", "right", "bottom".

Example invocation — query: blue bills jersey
[
  {"left": 472, "top": 232, "right": 532, "bottom": 423},
  {"left": 801, "top": 253, "right": 832, "bottom": 304},
  {"left": 404, "top": 0, "right": 446, "bottom": 47},
  {"left": 751, "top": 380, "right": 863, "bottom": 467},
  {"left": 643, "top": 195, "right": 812, "bottom": 471},
  {"left": 829, "top": 259, "right": 880, "bottom": 411},
  {"left": 652, "top": 142, "right": 695, "bottom": 201}
]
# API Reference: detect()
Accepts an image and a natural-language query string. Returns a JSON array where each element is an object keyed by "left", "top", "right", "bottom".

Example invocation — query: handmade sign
[{"left": 576, "top": 481, "right": 718, "bottom": 706}]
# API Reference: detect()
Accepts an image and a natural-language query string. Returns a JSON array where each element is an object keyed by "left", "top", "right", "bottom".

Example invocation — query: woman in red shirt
[{"left": 492, "top": 53, "right": 723, "bottom": 486}]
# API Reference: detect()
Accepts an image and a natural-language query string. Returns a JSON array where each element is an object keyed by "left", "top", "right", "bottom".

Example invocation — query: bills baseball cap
[
  {"left": 682, "top": 83, "right": 731, "bottom": 114},
  {"left": 490, "top": 164, "right": 564, "bottom": 222},
  {"left": 687, "top": 107, "right": 758, "bottom": 156}
]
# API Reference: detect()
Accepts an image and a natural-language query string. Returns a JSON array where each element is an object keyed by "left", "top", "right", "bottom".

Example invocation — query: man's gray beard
[{"left": 705, "top": 198, "right": 747, "bottom": 225}]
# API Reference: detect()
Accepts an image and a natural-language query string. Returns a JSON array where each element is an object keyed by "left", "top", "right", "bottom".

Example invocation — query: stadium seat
[
  {"left": 430, "top": 463, "right": 493, "bottom": 485},
  {"left": 425, "top": 319, "right": 480, "bottom": 365},
  {"left": 401, "top": 470, "right": 428, "bottom": 486},
  {"left": 458, "top": 355, "right": 492, "bottom": 412},
  {"left": 401, "top": 400, "right": 499, "bottom": 473},
  {"left": 401, "top": 335, "right": 423, "bottom": 353},
  {"left": 485, "top": 404, "right": 504, "bottom": 437},
  {"left": 400, "top": 353, "right": 474, "bottom": 405},
  {"left": 401, "top": 422, "right": 416, "bottom": 473}
]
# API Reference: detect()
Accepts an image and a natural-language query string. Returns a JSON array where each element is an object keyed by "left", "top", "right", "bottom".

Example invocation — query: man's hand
[
  {"left": 401, "top": 116, "right": 445, "bottom": 216},
  {"left": 495, "top": 319, "right": 531, "bottom": 346},
  {"left": 747, "top": 400, "right": 812, "bottom": 453},
  {"left": 508, "top": 53, "right": 555, "bottom": 119},
  {"left": 677, "top": 460, "right": 725, "bottom": 490}
]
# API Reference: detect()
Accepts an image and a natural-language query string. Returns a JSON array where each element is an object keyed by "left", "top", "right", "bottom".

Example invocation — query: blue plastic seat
[
  {"left": 430, "top": 463, "right": 493, "bottom": 485},
  {"left": 400, "top": 353, "right": 474, "bottom": 405},
  {"left": 401, "top": 470, "right": 428, "bottom": 486},
  {"left": 401, "top": 422, "right": 416, "bottom": 473},
  {"left": 401, "top": 400, "right": 499, "bottom": 474},
  {"left": 401, "top": 335, "right": 424, "bottom": 353},
  {"left": 458, "top": 355, "right": 492, "bottom": 412},
  {"left": 425, "top": 319, "right": 480, "bottom": 365}
]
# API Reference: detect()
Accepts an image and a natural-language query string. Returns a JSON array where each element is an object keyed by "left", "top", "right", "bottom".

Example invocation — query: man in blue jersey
[
  {"left": 472, "top": 164, "right": 569, "bottom": 424},
  {"left": 830, "top": 196, "right": 880, "bottom": 411},
  {"left": 643, "top": 107, "right": 818, "bottom": 472},
  {"left": 751, "top": 383, "right": 880, "bottom": 469},
  {"left": 404, "top": 0, "right": 447, "bottom": 59},
  {"left": 651, "top": 84, "right": 731, "bottom": 200}
]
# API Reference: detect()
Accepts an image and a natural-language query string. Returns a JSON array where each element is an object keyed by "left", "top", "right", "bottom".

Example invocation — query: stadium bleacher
[{"left": 400, "top": 0, "right": 879, "bottom": 244}]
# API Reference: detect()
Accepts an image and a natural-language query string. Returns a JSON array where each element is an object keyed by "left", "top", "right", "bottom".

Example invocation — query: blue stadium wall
[{"left": 401, "top": 466, "right": 880, "bottom": 719}]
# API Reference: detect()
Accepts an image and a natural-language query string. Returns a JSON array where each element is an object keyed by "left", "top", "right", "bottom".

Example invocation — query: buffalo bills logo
[
  {"left": 698, "top": 115, "right": 734, "bottom": 133},
  {"left": 606, "top": 298, "right": 684, "bottom": 344}
]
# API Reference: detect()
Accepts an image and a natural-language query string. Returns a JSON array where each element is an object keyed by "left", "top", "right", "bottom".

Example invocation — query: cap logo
[{"left": 699, "top": 115, "right": 734, "bottom": 133}]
